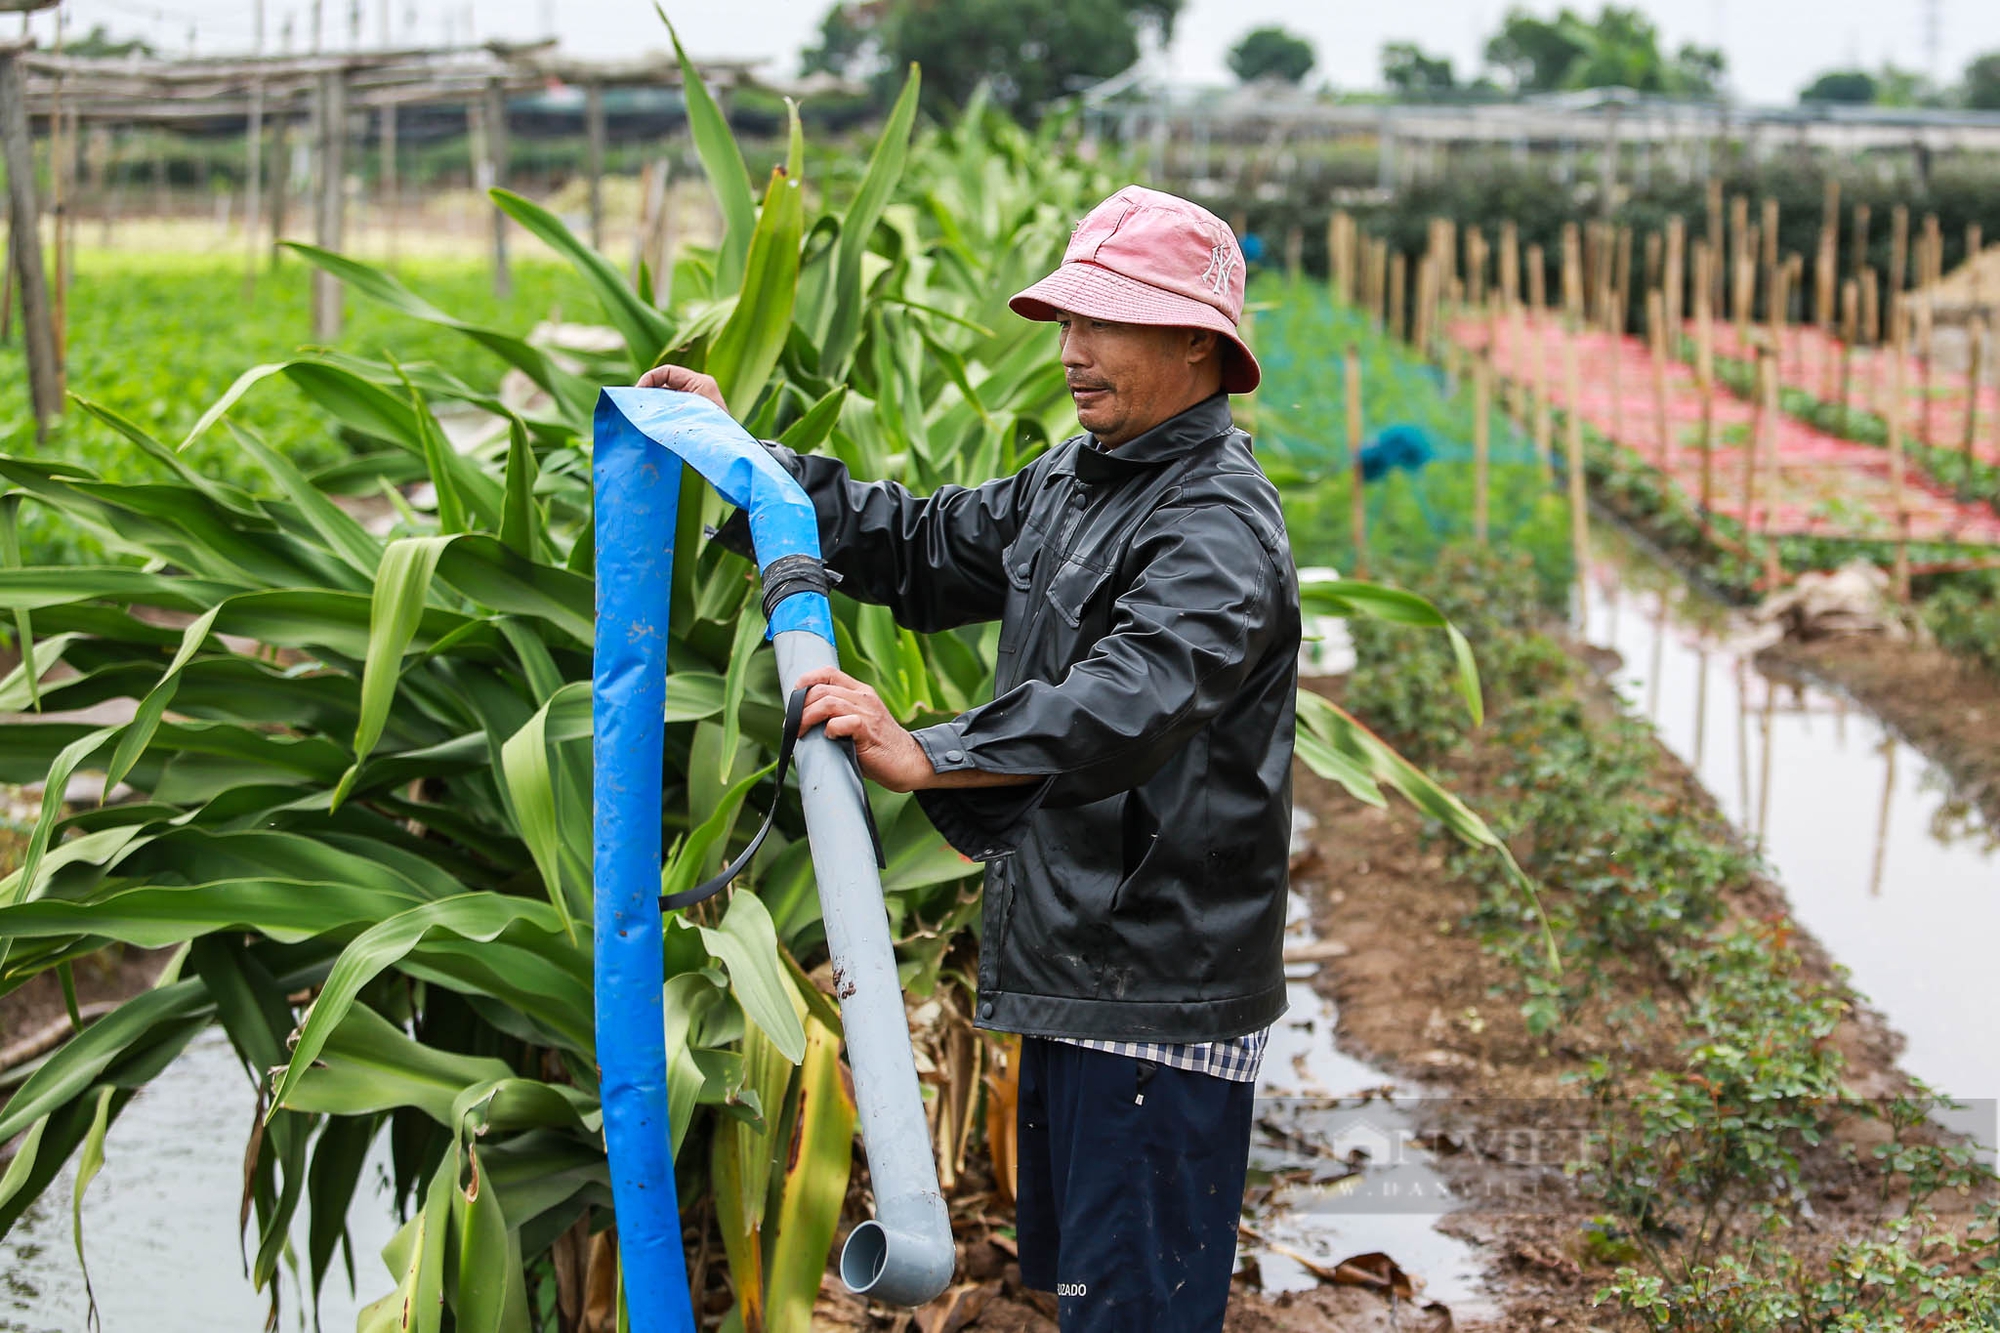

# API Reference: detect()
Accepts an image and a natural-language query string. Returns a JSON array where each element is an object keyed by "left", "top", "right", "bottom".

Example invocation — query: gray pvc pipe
[{"left": 773, "top": 629, "right": 955, "bottom": 1308}]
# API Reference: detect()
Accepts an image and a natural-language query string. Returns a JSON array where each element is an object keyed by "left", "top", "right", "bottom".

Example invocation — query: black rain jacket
[{"left": 744, "top": 393, "right": 1299, "bottom": 1043}]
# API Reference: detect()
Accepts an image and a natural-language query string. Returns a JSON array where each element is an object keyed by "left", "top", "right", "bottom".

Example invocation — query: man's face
[{"left": 1056, "top": 312, "right": 1220, "bottom": 448}]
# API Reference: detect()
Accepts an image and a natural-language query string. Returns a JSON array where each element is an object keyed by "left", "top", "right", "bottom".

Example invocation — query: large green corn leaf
[
  {"left": 335, "top": 536, "right": 453, "bottom": 808},
  {"left": 1300, "top": 579, "right": 1484, "bottom": 726},
  {"left": 762, "top": 1010, "right": 855, "bottom": 1333},
  {"left": 1295, "top": 690, "right": 1554, "bottom": 965},
  {"left": 707, "top": 165, "right": 806, "bottom": 419},
  {"left": 270, "top": 895, "right": 573, "bottom": 1112},
  {"left": 489, "top": 189, "right": 673, "bottom": 372},
  {"left": 821, "top": 65, "right": 922, "bottom": 377}
]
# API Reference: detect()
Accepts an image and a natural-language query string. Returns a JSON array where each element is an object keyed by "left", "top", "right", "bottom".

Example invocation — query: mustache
[{"left": 1067, "top": 379, "right": 1112, "bottom": 393}]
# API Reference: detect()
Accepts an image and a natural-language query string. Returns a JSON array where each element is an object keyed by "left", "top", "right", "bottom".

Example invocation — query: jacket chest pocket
[
  {"left": 1044, "top": 554, "right": 1114, "bottom": 630},
  {"left": 995, "top": 536, "right": 1040, "bottom": 658}
]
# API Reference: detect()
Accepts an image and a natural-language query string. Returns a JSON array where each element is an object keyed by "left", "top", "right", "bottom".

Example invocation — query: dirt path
[{"left": 1279, "top": 668, "right": 1935, "bottom": 1331}]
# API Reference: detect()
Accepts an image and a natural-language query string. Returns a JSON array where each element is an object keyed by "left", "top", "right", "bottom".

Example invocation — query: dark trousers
[{"left": 1014, "top": 1037, "right": 1255, "bottom": 1333}]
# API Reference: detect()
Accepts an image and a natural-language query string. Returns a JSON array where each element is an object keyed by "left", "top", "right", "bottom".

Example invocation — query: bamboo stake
[
  {"left": 1500, "top": 219, "right": 1520, "bottom": 313},
  {"left": 1695, "top": 246, "right": 1717, "bottom": 534},
  {"left": 1840, "top": 277, "right": 1859, "bottom": 436},
  {"left": 1888, "top": 204, "right": 1909, "bottom": 341},
  {"left": 1564, "top": 326, "right": 1590, "bottom": 632},
  {"left": 1474, "top": 352, "right": 1491, "bottom": 543},
  {"left": 1967, "top": 222, "right": 1985, "bottom": 460},
  {"left": 1644, "top": 230, "right": 1662, "bottom": 299},
  {"left": 1648, "top": 288, "right": 1671, "bottom": 469},
  {"left": 1526, "top": 242, "right": 1547, "bottom": 316},
  {"left": 1759, "top": 347, "right": 1782, "bottom": 593},
  {"left": 1851, "top": 203, "right": 1872, "bottom": 288},
  {"left": 1861, "top": 265, "right": 1879, "bottom": 348},
  {"left": 1371, "top": 238, "right": 1389, "bottom": 332},
  {"left": 1817, "top": 176, "right": 1840, "bottom": 336},
  {"left": 1561, "top": 222, "right": 1583, "bottom": 323},
  {"left": 1664, "top": 215, "right": 1686, "bottom": 347},
  {"left": 1729, "top": 194, "right": 1749, "bottom": 325},
  {"left": 1759, "top": 196, "right": 1780, "bottom": 320},
  {"left": 1920, "top": 214, "right": 1941, "bottom": 447},
  {"left": 1388, "top": 251, "right": 1407, "bottom": 343},
  {"left": 1735, "top": 224, "right": 1758, "bottom": 350},
  {"left": 1888, "top": 311, "right": 1911, "bottom": 602},
  {"left": 1346, "top": 346, "right": 1367, "bottom": 579},
  {"left": 1465, "top": 226, "right": 1485, "bottom": 309},
  {"left": 1967, "top": 316, "right": 1987, "bottom": 462},
  {"left": 1609, "top": 226, "right": 1630, "bottom": 444},
  {"left": 1742, "top": 345, "right": 1770, "bottom": 577},
  {"left": 1329, "top": 210, "right": 1353, "bottom": 304},
  {"left": 1707, "top": 179, "right": 1725, "bottom": 315}
]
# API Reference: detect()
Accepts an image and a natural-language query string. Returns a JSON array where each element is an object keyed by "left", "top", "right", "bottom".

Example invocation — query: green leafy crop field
[{"left": 0, "top": 252, "right": 593, "bottom": 561}]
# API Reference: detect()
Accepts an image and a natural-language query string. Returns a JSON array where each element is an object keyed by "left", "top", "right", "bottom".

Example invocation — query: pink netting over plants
[{"left": 1454, "top": 315, "right": 2000, "bottom": 548}]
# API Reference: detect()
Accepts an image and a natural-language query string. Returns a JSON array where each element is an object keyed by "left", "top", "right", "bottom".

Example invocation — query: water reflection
[
  {"left": 1581, "top": 526, "right": 2000, "bottom": 1120},
  {"left": 0, "top": 1029, "right": 397, "bottom": 1333}
]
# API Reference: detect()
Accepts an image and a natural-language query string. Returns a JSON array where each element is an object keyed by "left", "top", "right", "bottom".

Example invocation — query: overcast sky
[{"left": 21, "top": 0, "right": 2000, "bottom": 105}]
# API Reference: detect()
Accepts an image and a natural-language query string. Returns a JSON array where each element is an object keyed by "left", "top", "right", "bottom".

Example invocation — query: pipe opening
[{"left": 840, "top": 1221, "right": 890, "bottom": 1293}]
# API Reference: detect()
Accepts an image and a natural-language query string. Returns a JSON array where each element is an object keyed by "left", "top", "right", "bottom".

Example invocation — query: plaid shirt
[{"left": 1052, "top": 1026, "right": 1269, "bottom": 1084}]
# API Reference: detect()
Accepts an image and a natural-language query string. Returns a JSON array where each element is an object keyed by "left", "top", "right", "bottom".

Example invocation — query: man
[{"left": 641, "top": 185, "right": 1299, "bottom": 1332}]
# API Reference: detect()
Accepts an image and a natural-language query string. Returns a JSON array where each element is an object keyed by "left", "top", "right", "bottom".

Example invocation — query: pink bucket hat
[{"left": 1010, "top": 185, "right": 1260, "bottom": 394}]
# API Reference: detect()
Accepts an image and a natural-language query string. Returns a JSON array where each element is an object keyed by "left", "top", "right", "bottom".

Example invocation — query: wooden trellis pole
[
  {"left": 1387, "top": 250, "right": 1406, "bottom": 343},
  {"left": 1919, "top": 214, "right": 1940, "bottom": 446},
  {"left": 1695, "top": 243, "right": 1717, "bottom": 533},
  {"left": 1346, "top": 345, "right": 1367, "bottom": 578},
  {"left": 311, "top": 68, "right": 346, "bottom": 340},
  {"left": 1967, "top": 223, "right": 1985, "bottom": 459},
  {"left": 1887, "top": 311, "right": 1911, "bottom": 601},
  {"left": 1742, "top": 346, "right": 1772, "bottom": 587},
  {"left": 485, "top": 75, "right": 510, "bottom": 298},
  {"left": 1840, "top": 277, "right": 1859, "bottom": 436},
  {"left": 1728, "top": 193, "right": 1749, "bottom": 329},
  {"left": 1328, "top": 210, "right": 1354, "bottom": 304},
  {"left": 0, "top": 44, "right": 60, "bottom": 432},
  {"left": 1888, "top": 204, "right": 1909, "bottom": 340},
  {"left": 379, "top": 102, "right": 397, "bottom": 262},
  {"left": 1759, "top": 197, "right": 1780, "bottom": 320},
  {"left": 1499, "top": 219, "right": 1520, "bottom": 313},
  {"left": 244, "top": 74, "right": 264, "bottom": 295},
  {"left": 1609, "top": 224, "right": 1632, "bottom": 442},
  {"left": 1706, "top": 179, "right": 1725, "bottom": 316},
  {"left": 1664, "top": 214, "right": 1685, "bottom": 344},
  {"left": 1369, "top": 237, "right": 1388, "bottom": 332}
]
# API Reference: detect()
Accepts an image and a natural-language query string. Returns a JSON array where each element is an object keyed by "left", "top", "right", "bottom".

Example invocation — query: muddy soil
[
  {"left": 1760, "top": 632, "right": 2000, "bottom": 832},
  {"left": 1282, "top": 665, "right": 1962, "bottom": 1332}
]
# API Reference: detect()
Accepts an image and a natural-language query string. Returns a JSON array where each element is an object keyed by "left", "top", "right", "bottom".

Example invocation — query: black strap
[
  {"left": 659, "top": 684, "right": 887, "bottom": 913},
  {"left": 759, "top": 553, "right": 837, "bottom": 623}
]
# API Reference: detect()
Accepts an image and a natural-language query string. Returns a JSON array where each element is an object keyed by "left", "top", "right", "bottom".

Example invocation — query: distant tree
[
  {"left": 1228, "top": 26, "right": 1315, "bottom": 84},
  {"left": 1799, "top": 69, "right": 1878, "bottom": 104},
  {"left": 1873, "top": 64, "right": 1940, "bottom": 108},
  {"left": 1484, "top": 6, "right": 1724, "bottom": 95},
  {"left": 802, "top": 0, "right": 1182, "bottom": 119},
  {"left": 1381, "top": 42, "right": 1457, "bottom": 99},
  {"left": 1485, "top": 9, "right": 1585, "bottom": 91},
  {"left": 64, "top": 24, "right": 155, "bottom": 59},
  {"left": 1963, "top": 52, "right": 2000, "bottom": 110}
]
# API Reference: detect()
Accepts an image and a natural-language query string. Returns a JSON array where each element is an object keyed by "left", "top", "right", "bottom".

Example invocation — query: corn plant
[{"left": 0, "top": 41, "right": 1538, "bottom": 1333}]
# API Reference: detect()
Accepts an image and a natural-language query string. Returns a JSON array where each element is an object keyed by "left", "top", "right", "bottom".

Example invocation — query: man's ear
[{"left": 1185, "top": 328, "right": 1220, "bottom": 364}]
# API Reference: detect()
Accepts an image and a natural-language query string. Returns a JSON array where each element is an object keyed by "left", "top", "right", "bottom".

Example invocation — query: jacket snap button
[
  {"left": 1015, "top": 563, "right": 1030, "bottom": 577},
  {"left": 944, "top": 749, "right": 964, "bottom": 763},
  {"left": 980, "top": 1002, "right": 994, "bottom": 1018}
]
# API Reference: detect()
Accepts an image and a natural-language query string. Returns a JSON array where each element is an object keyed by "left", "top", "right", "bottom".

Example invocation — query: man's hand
[
  {"left": 797, "top": 667, "right": 937, "bottom": 792},
  {"left": 796, "top": 667, "right": 1039, "bottom": 793},
  {"left": 637, "top": 364, "right": 727, "bottom": 412}
]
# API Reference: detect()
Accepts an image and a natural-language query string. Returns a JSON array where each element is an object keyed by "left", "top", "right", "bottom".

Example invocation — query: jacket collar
[{"left": 1060, "top": 393, "right": 1236, "bottom": 484}]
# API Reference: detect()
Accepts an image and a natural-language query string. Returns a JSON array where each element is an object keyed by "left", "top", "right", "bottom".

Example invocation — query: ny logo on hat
[{"left": 1199, "top": 240, "right": 1240, "bottom": 295}]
